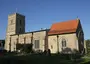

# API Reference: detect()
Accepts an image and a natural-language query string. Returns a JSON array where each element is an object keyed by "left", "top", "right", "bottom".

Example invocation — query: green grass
[
  {"left": 0, "top": 54, "right": 88, "bottom": 64},
  {"left": 0, "top": 54, "right": 76, "bottom": 64},
  {"left": 79, "top": 56, "right": 90, "bottom": 64}
]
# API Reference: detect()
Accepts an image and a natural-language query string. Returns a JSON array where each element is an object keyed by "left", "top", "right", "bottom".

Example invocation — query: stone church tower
[{"left": 5, "top": 13, "right": 25, "bottom": 51}]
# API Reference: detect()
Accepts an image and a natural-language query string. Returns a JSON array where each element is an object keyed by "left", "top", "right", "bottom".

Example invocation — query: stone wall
[
  {"left": 10, "top": 31, "right": 47, "bottom": 52},
  {"left": 48, "top": 33, "right": 78, "bottom": 53}
]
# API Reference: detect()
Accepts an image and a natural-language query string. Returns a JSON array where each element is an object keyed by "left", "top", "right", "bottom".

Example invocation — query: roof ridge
[
  {"left": 49, "top": 28, "right": 76, "bottom": 32},
  {"left": 53, "top": 19, "right": 78, "bottom": 24}
]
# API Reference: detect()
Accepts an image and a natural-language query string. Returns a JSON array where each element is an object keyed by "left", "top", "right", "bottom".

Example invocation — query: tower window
[
  {"left": 11, "top": 20, "right": 13, "bottom": 24},
  {"left": 20, "top": 20, "right": 22, "bottom": 25},
  {"left": 19, "top": 28, "right": 22, "bottom": 33}
]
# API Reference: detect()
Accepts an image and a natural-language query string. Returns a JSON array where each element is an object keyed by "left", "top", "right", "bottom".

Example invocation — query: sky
[{"left": 0, "top": 0, "right": 90, "bottom": 40}]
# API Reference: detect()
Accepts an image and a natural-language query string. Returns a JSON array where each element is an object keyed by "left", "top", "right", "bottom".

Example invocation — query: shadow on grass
[{"left": 0, "top": 54, "right": 83, "bottom": 64}]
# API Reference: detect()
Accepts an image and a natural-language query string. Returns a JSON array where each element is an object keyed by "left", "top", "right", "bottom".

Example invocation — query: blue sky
[{"left": 0, "top": 0, "right": 90, "bottom": 40}]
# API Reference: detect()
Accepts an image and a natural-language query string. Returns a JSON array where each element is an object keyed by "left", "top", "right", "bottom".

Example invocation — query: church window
[
  {"left": 62, "top": 39, "right": 66, "bottom": 47},
  {"left": 19, "top": 28, "right": 22, "bottom": 33},
  {"left": 20, "top": 20, "right": 22, "bottom": 25},
  {"left": 51, "top": 45, "right": 53, "bottom": 49},
  {"left": 11, "top": 20, "right": 13, "bottom": 24},
  {"left": 34, "top": 40, "right": 39, "bottom": 49}
]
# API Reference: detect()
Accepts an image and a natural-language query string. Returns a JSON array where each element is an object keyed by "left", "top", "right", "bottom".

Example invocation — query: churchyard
[{"left": 0, "top": 52, "right": 90, "bottom": 64}]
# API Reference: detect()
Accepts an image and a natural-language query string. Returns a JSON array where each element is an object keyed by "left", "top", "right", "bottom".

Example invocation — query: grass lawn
[
  {"left": 79, "top": 56, "right": 90, "bottom": 64},
  {"left": 0, "top": 54, "right": 90, "bottom": 64}
]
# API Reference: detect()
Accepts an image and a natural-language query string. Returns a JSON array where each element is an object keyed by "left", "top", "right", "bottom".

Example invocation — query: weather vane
[
  {"left": 76, "top": 16, "right": 79, "bottom": 20},
  {"left": 77, "top": 16, "right": 78, "bottom": 19}
]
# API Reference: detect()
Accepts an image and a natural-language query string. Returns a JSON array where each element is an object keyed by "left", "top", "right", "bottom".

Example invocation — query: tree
[
  {"left": 86, "top": 39, "right": 90, "bottom": 54},
  {"left": 16, "top": 43, "right": 33, "bottom": 53},
  {"left": 24, "top": 43, "right": 33, "bottom": 53}
]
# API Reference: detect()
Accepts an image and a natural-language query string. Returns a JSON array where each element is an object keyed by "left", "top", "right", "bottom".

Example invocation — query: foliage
[
  {"left": 16, "top": 43, "right": 33, "bottom": 53},
  {"left": 86, "top": 39, "right": 90, "bottom": 54},
  {"left": 61, "top": 47, "right": 72, "bottom": 54},
  {"left": 80, "top": 56, "right": 90, "bottom": 64}
]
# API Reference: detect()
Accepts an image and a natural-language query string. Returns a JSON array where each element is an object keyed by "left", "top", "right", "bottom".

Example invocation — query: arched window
[
  {"left": 20, "top": 20, "right": 22, "bottom": 25},
  {"left": 19, "top": 28, "right": 22, "bottom": 33},
  {"left": 62, "top": 39, "right": 66, "bottom": 47},
  {"left": 10, "top": 19, "right": 13, "bottom": 24}
]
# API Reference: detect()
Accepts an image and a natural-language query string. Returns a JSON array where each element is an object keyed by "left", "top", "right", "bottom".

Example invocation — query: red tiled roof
[{"left": 48, "top": 19, "right": 79, "bottom": 35}]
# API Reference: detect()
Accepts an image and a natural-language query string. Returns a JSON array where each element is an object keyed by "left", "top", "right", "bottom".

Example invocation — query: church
[{"left": 4, "top": 13, "right": 84, "bottom": 53}]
